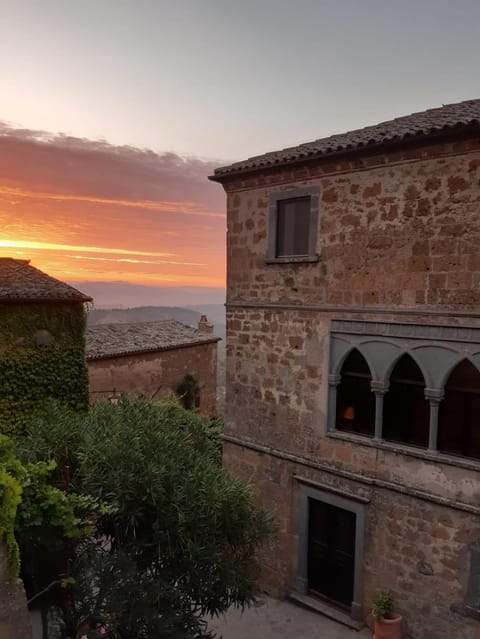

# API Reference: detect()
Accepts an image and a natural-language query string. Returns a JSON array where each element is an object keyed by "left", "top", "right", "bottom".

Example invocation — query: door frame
[{"left": 295, "top": 477, "right": 368, "bottom": 621}]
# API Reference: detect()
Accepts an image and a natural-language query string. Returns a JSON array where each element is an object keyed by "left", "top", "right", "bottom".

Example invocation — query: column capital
[
  {"left": 371, "top": 380, "right": 390, "bottom": 395},
  {"left": 425, "top": 387, "right": 444, "bottom": 403},
  {"left": 328, "top": 373, "right": 341, "bottom": 386}
]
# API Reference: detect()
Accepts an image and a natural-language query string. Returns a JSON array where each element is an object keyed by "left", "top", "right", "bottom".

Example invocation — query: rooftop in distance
[
  {"left": 87, "top": 318, "right": 220, "bottom": 361},
  {"left": 0, "top": 257, "right": 92, "bottom": 303}
]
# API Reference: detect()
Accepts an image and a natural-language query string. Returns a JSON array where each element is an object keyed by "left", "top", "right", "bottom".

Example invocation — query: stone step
[{"left": 289, "top": 592, "right": 366, "bottom": 632}]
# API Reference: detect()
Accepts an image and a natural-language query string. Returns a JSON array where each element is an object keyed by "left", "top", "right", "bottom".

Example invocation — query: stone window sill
[
  {"left": 265, "top": 255, "right": 319, "bottom": 265},
  {"left": 451, "top": 603, "right": 480, "bottom": 621},
  {"left": 327, "top": 430, "right": 480, "bottom": 473}
]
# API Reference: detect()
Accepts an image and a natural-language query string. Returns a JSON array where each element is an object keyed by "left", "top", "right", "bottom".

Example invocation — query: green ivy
[{"left": 0, "top": 303, "right": 89, "bottom": 434}]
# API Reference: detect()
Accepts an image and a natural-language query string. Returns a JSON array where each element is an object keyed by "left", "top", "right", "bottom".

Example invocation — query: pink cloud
[{"left": 0, "top": 122, "right": 226, "bottom": 287}]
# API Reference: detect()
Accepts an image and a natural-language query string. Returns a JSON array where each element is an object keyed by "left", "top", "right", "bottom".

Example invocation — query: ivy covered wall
[{"left": 0, "top": 302, "right": 89, "bottom": 434}]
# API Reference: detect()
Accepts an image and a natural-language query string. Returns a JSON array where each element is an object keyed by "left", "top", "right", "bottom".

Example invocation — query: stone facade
[
  {"left": 0, "top": 545, "right": 32, "bottom": 639},
  {"left": 88, "top": 340, "right": 218, "bottom": 417},
  {"left": 214, "top": 129, "right": 480, "bottom": 639}
]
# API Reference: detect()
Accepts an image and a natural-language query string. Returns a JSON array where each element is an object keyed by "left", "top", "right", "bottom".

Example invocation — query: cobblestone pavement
[{"left": 209, "top": 597, "right": 371, "bottom": 639}]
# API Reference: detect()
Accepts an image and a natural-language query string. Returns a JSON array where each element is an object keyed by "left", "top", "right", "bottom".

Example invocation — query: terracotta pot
[{"left": 373, "top": 615, "right": 402, "bottom": 639}]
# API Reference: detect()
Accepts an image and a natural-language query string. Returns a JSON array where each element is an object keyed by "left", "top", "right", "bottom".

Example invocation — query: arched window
[
  {"left": 336, "top": 349, "right": 375, "bottom": 436},
  {"left": 383, "top": 354, "right": 429, "bottom": 448},
  {"left": 438, "top": 360, "right": 480, "bottom": 460}
]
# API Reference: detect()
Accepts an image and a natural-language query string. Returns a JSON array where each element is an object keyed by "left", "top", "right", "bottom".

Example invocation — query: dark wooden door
[{"left": 307, "top": 498, "right": 356, "bottom": 609}]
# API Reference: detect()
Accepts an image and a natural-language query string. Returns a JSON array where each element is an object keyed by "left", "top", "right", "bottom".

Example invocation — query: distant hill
[
  {"left": 88, "top": 306, "right": 202, "bottom": 328},
  {"left": 69, "top": 280, "right": 225, "bottom": 308}
]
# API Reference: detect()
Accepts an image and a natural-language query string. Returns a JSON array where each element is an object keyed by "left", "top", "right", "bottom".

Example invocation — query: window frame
[
  {"left": 266, "top": 187, "right": 320, "bottom": 263},
  {"left": 327, "top": 319, "right": 480, "bottom": 470}
]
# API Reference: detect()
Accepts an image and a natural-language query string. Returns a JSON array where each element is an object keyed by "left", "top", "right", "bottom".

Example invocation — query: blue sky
[{"left": 2, "top": 0, "right": 479, "bottom": 160}]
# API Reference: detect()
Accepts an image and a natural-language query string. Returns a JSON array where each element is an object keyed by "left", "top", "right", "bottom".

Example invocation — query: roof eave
[
  {"left": 209, "top": 124, "right": 480, "bottom": 184},
  {"left": 0, "top": 296, "right": 92, "bottom": 304},
  {"left": 86, "top": 336, "right": 221, "bottom": 361}
]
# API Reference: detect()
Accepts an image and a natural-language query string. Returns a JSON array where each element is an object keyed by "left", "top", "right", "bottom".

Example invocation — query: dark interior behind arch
[
  {"left": 383, "top": 354, "right": 430, "bottom": 448},
  {"left": 336, "top": 349, "right": 375, "bottom": 437},
  {"left": 438, "top": 359, "right": 480, "bottom": 460}
]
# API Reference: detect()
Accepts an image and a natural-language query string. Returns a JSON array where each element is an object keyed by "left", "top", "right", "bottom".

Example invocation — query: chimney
[{"left": 198, "top": 315, "right": 213, "bottom": 334}]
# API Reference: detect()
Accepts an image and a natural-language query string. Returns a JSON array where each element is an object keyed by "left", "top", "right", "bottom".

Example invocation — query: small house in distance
[
  {"left": 0, "top": 257, "right": 91, "bottom": 433},
  {"left": 87, "top": 316, "right": 220, "bottom": 416}
]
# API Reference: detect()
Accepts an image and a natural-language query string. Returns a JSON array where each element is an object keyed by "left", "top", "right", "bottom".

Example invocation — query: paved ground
[{"left": 209, "top": 597, "right": 371, "bottom": 639}]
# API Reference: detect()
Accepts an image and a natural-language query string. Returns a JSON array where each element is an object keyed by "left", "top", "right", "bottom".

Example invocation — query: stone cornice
[
  {"left": 222, "top": 433, "right": 480, "bottom": 515},
  {"left": 332, "top": 319, "right": 480, "bottom": 344}
]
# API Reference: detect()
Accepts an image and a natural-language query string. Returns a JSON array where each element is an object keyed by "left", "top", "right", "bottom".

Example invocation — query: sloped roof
[
  {"left": 87, "top": 320, "right": 220, "bottom": 360},
  {"left": 0, "top": 258, "right": 92, "bottom": 302},
  {"left": 211, "top": 98, "right": 480, "bottom": 180}
]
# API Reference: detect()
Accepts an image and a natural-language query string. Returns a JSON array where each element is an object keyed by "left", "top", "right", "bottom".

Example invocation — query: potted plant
[{"left": 372, "top": 590, "right": 402, "bottom": 639}]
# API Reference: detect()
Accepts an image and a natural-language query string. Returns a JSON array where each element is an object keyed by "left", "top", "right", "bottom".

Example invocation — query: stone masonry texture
[
  {"left": 88, "top": 341, "right": 218, "bottom": 417},
  {"left": 0, "top": 545, "right": 32, "bottom": 639},
  {"left": 220, "top": 136, "right": 480, "bottom": 639}
]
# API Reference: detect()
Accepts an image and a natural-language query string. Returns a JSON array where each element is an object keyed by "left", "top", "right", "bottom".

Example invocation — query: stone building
[
  {"left": 0, "top": 257, "right": 91, "bottom": 639},
  {"left": 210, "top": 99, "right": 480, "bottom": 638},
  {"left": 0, "top": 257, "right": 91, "bottom": 433},
  {"left": 87, "top": 316, "right": 220, "bottom": 416}
]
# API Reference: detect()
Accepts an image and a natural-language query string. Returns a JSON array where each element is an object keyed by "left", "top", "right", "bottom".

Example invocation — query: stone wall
[
  {"left": 225, "top": 137, "right": 480, "bottom": 310},
  {"left": 223, "top": 441, "right": 480, "bottom": 639},
  {"left": 221, "top": 136, "right": 480, "bottom": 638},
  {"left": 0, "top": 545, "right": 31, "bottom": 639},
  {"left": 88, "top": 341, "right": 218, "bottom": 417},
  {"left": 226, "top": 307, "right": 480, "bottom": 503}
]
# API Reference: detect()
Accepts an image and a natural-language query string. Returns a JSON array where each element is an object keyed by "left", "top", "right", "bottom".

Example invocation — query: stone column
[
  {"left": 370, "top": 380, "right": 389, "bottom": 441},
  {"left": 327, "top": 373, "right": 341, "bottom": 432},
  {"left": 425, "top": 388, "right": 444, "bottom": 453}
]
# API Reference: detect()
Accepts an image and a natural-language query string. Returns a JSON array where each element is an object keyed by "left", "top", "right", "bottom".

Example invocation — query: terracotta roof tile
[
  {"left": 211, "top": 99, "right": 480, "bottom": 180},
  {"left": 0, "top": 258, "right": 92, "bottom": 302},
  {"left": 86, "top": 320, "right": 220, "bottom": 360}
]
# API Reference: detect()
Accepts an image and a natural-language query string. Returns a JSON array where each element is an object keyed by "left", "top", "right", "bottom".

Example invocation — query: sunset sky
[{"left": 1, "top": 0, "right": 479, "bottom": 297}]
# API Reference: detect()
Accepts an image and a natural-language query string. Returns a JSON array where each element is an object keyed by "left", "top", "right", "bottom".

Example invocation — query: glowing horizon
[{"left": 0, "top": 122, "right": 226, "bottom": 290}]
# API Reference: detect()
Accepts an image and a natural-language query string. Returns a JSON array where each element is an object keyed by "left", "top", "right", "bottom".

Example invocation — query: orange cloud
[
  {"left": 0, "top": 185, "right": 224, "bottom": 218},
  {"left": 0, "top": 122, "right": 226, "bottom": 291}
]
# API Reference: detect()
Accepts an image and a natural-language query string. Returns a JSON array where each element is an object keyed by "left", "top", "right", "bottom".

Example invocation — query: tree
[{"left": 17, "top": 397, "right": 273, "bottom": 638}]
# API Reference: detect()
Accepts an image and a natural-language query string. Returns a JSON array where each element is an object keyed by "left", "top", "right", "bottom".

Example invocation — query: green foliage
[
  {"left": 16, "top": 460, "right": 101, "bottom": 550},
  {"left": 19, "top": 396, "right": 273, "bottom": 639},
  {"left": 0, "top": 426, "right": 99, "bottom": 583},
  {"left": 0, "top": 435, "right": 24, "bottom": 578},
  {"left": 15, "top": 400, "right": 84, "bottom": 480},
  {"left": 0, "top": 304, "right": 89, "bottom": 435},
  {"left": 13, "top": 405, "right": 108, "bottom": 616},
  {"left": 372, "top": 589, "right": 395, "bottom": 621}
]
